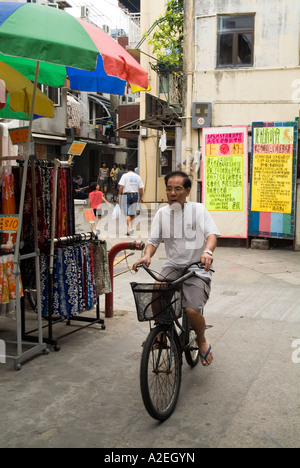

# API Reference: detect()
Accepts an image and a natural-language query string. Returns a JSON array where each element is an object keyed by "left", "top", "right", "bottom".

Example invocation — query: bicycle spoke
[{"left": 147, "top": 332, "right": 179, "bottom": 414}]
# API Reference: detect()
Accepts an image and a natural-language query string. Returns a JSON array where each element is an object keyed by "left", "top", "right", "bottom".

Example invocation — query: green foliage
[{"left": 148, "top": 0, "right": 183, "bottom": 73}]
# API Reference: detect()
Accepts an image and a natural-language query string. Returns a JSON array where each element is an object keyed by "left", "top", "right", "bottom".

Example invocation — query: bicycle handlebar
[{"left": 139, "top": 262, "right": 214, "bottom": 285}]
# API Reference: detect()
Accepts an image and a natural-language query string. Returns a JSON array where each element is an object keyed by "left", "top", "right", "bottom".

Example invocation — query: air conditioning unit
[
  {"left": 81, "top": 6, "right": 89, "bottom": 18},
  {"left": 65, "top": 128, "right": 75, "bottom": 140},
  {"left": 47, "top": 2, "right": 59, "bottom": 8}
]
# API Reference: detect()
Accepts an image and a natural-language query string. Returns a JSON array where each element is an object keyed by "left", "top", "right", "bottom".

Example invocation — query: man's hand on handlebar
[
  {"left": 199, "top": 251, "right": 214, "bottom": 272},
  {"left": 132, "top": 255, "right": 151, "bottom": 272}
]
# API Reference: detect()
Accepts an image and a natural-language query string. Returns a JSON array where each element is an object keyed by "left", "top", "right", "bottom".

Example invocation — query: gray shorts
[{"left": 160, "top": 266, "right": 211, "bottom": 313}]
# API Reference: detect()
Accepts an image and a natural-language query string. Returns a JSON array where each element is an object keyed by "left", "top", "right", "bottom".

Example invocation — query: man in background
[{"left": 116, "top": 165, "right": 144, "bottom": 236}]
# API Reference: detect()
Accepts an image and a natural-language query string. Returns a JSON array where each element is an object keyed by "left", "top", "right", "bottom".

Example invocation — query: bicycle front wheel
[
  {"left": 140, "top": 325, "right": 182, "bottom": 421},
  {"left": 184, "top": 327, "right": 199, "bottom": 368}
]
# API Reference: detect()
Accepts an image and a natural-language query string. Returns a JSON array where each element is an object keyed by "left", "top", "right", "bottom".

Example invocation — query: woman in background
[
  {"left": 97, "top": 162, "right": 109, "bottom": 196},
  {"left": 110, "top": 163, "right": 120, "bottom": 202}
]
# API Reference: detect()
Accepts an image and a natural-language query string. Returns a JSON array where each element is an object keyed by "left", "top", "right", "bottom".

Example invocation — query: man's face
[{"left": 166, "top": 175, "right": 191, "bottom": 208}]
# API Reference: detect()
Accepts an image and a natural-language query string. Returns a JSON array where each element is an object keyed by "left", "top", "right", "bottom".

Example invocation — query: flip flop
[{"left": 199, "top": 344, "right": 212, "bottom": 366}]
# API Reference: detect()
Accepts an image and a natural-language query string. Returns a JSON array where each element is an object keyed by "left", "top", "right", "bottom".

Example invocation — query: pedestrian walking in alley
[
  {"left": 97, "top": 162, "right": 110, "bottom": 196},
  {"left": 116, "top": 164, "right": 144, "bottom": 236},
  {"left": 110, "top": 163, "right": 120, "bottom": 202},
  {"left": 89, "top": 182, "right": 111, "bottom": 233}
]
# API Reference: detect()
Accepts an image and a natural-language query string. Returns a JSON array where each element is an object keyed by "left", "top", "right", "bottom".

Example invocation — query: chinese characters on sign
[
  {"left": 202, "top": 127, "right": 248, "bottom": 239},
  {"left": 68, "top": 141, "right": 87, "bottom": 156},
  {"left": 251, "top": 127, "right": 294, "bottom": 213},
  {"left": 204, "top": 132, "right": 244, "bottom": 212},
  {"left": 9, "top": 127, "right": 32, "bottom": 144}
]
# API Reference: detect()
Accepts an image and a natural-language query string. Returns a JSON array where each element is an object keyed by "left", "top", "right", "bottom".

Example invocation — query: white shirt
[
  {"left": 148, "top": 202, "right": 221, "bottom": 279},
  {"left": 119, "top": 171, "right": 144, "bottom": 193}
]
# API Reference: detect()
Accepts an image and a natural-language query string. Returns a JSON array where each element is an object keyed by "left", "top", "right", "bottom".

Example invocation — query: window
[
  {"left": 88, "top": 96, "right": 111, "bottom": 126},
  {"left": 38, "top": 84, "right": 61, "bottom": 106},
  {"left": 160, "top": 149, "right": 175, "bottom": 176},
  {"left": 217, "top": 14, "right": 255, "bottom": 68},
  {"left": 159, "top": 75, "right": 169, "bottom": 96}
]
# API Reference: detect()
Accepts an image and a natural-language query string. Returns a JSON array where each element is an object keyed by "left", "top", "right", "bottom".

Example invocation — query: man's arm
[
  {"left": 116, "top": 185, "right": 124, "bottom": 204},
  {"left": 132, "top": 243, "right": 157, "bottom": 271},
  {"left": 139, "top": 187, "right": 144, "bottom": 203},
  {"left": 200, "top": 234, "right": 218, "bottom": 272}
]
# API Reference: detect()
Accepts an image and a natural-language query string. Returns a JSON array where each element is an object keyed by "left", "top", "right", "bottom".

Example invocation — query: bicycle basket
[{"left": 130, "top": 282, "right": 182, "bottom": 322}]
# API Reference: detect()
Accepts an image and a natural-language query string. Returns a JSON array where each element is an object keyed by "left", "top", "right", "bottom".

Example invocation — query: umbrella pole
[{"left": 13, "top": 61, "right": 46, "bottom": 365}]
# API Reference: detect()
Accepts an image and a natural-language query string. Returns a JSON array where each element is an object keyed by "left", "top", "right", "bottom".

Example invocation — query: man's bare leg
[
  {"left": 186, "top": 307, "right": 213, "bottom": 366},
  {"left": 127, "top": 215, "right": 135, "bottom": 234}
]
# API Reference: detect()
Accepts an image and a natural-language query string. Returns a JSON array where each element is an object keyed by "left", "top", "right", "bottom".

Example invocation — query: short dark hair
[
  {"left": 164, "top": 171, "right": 192, "bottom": 190},
  {"left": 90, "top": 182, "right": 98, "bottom": 191},
  {"left": 126, "top": 164, "right": 135, "bottom": 172}
]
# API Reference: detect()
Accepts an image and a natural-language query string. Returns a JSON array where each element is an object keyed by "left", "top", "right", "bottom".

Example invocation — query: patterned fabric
[
  {"left": 92, "top": 241, "right": 111, "bottom": 296},
  {"left": 0, "top": 254, "right": 23, "bottom": 305},
  {"left": 12, "top": 165, "right": 75, "bottom": 249},
  {"left": 41, "top": 243, "right": 100, "bottom": 317}
]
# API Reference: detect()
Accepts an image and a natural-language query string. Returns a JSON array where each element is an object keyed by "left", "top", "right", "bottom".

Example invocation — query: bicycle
[{"left": 131, "top": 262, "right": 213, "bottom": 421}]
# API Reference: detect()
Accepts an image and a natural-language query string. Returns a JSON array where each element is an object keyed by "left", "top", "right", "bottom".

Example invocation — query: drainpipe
[
  {"left": 105, "top": 241, "right": 145, "bottom": 318},
  {"left": 183, "top": 0, "right": 194, "bottom": 176}
]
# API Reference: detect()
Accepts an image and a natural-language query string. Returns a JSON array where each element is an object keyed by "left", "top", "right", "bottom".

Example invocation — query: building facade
[{"left": 139, "top": 0, "right": 300, "bottom": 248}]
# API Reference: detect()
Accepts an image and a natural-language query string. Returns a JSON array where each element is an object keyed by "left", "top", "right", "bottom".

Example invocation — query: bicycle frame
[{"left": 135, "top": 262, "right": 212, "bottom": 420}]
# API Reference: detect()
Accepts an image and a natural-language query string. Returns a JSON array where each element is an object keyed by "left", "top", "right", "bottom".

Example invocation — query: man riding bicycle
[{"left": 133, "top": 171, "right": 220, "bottom": 366}]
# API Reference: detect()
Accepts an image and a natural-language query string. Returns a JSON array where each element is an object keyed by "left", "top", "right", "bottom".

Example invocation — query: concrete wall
[
  {"left": 194, "top": 0, "right": 300, "bottom": 127},
  {"left": 32, "top": 86, "right": 68, "bottom": 137},
  {"left": 190, "top": 0, "right": 300, "bottom": 246}
]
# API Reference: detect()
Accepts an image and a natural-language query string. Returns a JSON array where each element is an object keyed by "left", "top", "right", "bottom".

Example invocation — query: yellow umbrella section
[{"left": 0, "top": 61, "right": 54, "bottom": 118}]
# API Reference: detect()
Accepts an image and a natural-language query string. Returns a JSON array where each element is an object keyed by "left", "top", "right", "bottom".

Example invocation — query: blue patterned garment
[{"left": 40, "top": 243, "right": 97, "bottom": 317}]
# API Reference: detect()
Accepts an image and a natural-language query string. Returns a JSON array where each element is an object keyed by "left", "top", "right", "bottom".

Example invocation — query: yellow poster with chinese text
[
  {"left": 205, "top": 156, "right": 244, "bottom": 211},
  {"left": 251, "top": 153, "right": 293, "bottom": 213}
]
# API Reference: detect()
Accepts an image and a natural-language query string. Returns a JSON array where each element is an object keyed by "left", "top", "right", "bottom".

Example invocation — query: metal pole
[
  {"left": 14, "top": 61, "right": 40, "bottom": 276},
  {"left": 105, "top": 241, "right": 145, "bottom": 318},
  {"left": 14, "top": 61, "right": 40, "bottom": 357},
  {"left": 49, "top": 159, "right": 60, "bottom": 275},
  {"left": 155, "top": 130, "right": 159, "bottom": 210}
]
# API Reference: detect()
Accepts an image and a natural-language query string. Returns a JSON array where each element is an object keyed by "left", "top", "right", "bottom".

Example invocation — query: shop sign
[
  {"left": 68, "top": 141, "right": 87, "bottom": 156},
  {"left": 0, "top": 215, "right": 19, "bottom": 232},
  {"left": 9, "top": 127, "right": 32, "bottom": 144}
]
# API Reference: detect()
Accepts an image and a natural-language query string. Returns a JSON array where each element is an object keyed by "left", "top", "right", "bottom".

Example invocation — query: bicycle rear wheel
[{"left": 140, "top": 325, "right": 182, "bottom": 421}]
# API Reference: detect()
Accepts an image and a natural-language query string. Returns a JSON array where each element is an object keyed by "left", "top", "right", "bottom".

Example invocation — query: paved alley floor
[{"left": 0, "top": 243, "right": 299, "bottom": 448}]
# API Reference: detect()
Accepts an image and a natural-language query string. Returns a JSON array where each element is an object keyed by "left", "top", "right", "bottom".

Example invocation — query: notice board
[
  {"left": 249, "top": 121, "right": 298, "bottom": 239},
  {"left": 202, "top": 126, "right": 248, "bottom": 238}
]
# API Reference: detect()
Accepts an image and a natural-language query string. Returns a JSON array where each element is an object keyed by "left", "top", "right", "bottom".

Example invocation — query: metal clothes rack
[
  {"left": 12, "top": 155, "right": 48, "bottom": 370},
  {"left": 21, "top": 232, "right": 106, "bottom": 352},
  {"left": 0, "top": 249, "right": 44, "bottom": 370}
]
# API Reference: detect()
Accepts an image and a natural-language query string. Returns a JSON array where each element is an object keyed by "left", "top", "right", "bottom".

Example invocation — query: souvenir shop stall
[{"left": 0, "top": 156, "right": 111, "bottom": 369}]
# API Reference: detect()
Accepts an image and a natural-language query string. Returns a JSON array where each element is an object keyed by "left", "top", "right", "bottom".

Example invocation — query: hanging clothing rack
[
  {"left": 21, "top": 233, "right": 107, "bottom": 352},
  {"left": 2, "top": 157, "right": 108, "bottom": 367},
  {"left": 10, "top": 155, "right": 48, "bottom": 370}
]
